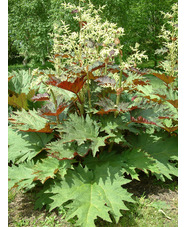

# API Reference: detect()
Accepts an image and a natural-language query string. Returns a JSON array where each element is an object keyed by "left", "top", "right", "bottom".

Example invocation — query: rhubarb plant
[{"left": 8, "top": 2, "right": 178, "bottom": 226}]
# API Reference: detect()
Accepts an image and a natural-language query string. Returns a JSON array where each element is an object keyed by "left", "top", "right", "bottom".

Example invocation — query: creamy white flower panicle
[
  {"left": 155, "top": 3, "right": 178, "bottom": 77},
  {"left": 45, "top": 0, "right": 149, "bottom": 93},
  {"left": 50, "top": 1, "right": 126, "bottom": 81},
  {"left": 120, "top": 43, "right": 148, "bottom": 71}
]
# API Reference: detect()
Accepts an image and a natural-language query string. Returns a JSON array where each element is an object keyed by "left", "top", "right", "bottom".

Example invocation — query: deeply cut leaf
[
  {"left": 8, "top": 127, "right": 54, "bottom": 164},
  {"left": 58, "top": 114, "right": 108, "bottom": 156},
  {"left": 33, "top": 157, "right": 72, "bottom": 183},
  {"left": 127, "top": 132, "right": 178, "bottom": 181},
  {"left": 9, "top": 109, "right": 53, "bottom": 133},
  {"left": 36, "top": 164, "right": 134, "bottom": 227}
]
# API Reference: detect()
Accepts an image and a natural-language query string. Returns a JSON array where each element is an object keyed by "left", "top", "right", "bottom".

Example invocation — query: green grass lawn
[{"left": 8, "top": 175, "right": 178, "bottom": 227}]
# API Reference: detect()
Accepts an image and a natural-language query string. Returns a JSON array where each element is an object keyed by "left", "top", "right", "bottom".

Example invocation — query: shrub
[{"left": 8, "top": 2, "right": 178, "bottom": 226}]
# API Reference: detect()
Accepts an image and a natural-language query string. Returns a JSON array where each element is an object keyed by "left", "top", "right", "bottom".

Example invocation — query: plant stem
[
  {"left": 115, "top": 50, "right": 123, "bottom": 117},
  {"left": 76, "top": 93, "right": 84, "bottom": 116},
  {"left": 49, "top": 88, "right": 60, "bottom": 125},
  {"left": 42, "top": 81, "right": 60, "bottom": 125},
  {"left": 87, "top": 71, "right": 92, "bottom": 110}
]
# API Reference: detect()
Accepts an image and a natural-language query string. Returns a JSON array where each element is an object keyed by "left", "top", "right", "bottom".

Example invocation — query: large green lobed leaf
[{"left": 36, "top": 164, "right": 134, "bottom": 227}]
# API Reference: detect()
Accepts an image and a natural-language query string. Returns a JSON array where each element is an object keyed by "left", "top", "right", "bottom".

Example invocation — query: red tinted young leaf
[
  {"left": 155, "top": 94, "right": 167, "bottom": 100},
  {"left": 91, "top": 63, "right": 105, "bottom": 72},
  {"left": 131, "top": 116, "right": 157, "bottom": 125},
  {"left": 10, "top": 121, "right": 53, "bottom": 133},
  {"left": 47, "top": 74, "right": 56, "bottom": 78},
  {"left": 166, "top": 99, "right": 178, "bottom": 108},
  {"left": 133, "top": 79, "right": 149, "bottom": 86},
  {"left": 144, "top": 96, "right": 163, "bottom": 104},
  {"left": 8, "top": 75, "right": 14, "bottom": 81},
  {"left": 96, "top": 108, "right": 117, "bottom": 115},
  {"left": 152, "top": 73, "right": 176, "bottom": 84},
  {"left": 158, "top": 116, "right": 170, "bottom": 119},
  {"left": 71, "top": 9, "right": 79, "bottom": 13},
  {"left": 46, "top": 76, "right": 86, "bottom": 94},
  {"left": 48, "top": 60, "right": 54, "bottom": 63},
  {"left": 42, "top": 103, "right": 68, "bottom": 117},
  {"left": 31, "top": 93, "right": 50, "bottom": 102},
  {"left": 76, "top": 70, "right": 95, "bottom": 80},
  {"left": 23, "top": 123, "right": 53, "bottom": 133},
  {"left": 155, "top": 94, "right": 178, "bottom": 108},
  {"left": 131, "top": 96, "right": 137, "bottom": 101},
  {"left": 161, "top": 125, "right": 178, "bottom": 133}
]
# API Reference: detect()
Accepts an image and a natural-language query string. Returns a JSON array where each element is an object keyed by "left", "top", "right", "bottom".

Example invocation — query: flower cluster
[
  {"left": 50, "top": 1, "right": 125, "bottom": 82},
  {"left": 155, "top": 3, "right": 178, "bottom": 77}
]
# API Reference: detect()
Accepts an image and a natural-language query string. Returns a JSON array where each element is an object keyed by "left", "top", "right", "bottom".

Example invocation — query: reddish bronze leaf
[
  {"left": 155, "top": 94, "right": 167, "bottom": 100},
  {"left": 161, "top": 125, "right": 178, "bottom": 133},
  {"left": 46, "top": 76, "right": 86, "bottom": 94},
  {"left": 133, "top": 79, "right": 149, "bottom": 86},
  {"left": 20, "top": 123, "right": 53, "bottom": 133},
  {"left": 47, "top": 74, "right": 55, "bottom": 78},
  {"left": 31, "top": 93, "right": 50, "bottom": 102},
  {"left": 166, "top": 99, "right": 178, "bottom": 108},
  {"left": 8, "top": 75, "right": 14, "bottom": 81},
  {"left": 131, "top": 116, "right": 157, "bottom": 125},
  {"left": 152, "top": 73, "right": 176, "bottom": 84},
  {"left": 158, "top": 116, "right": 170, "bottom": 119},
  {"left": 144, "top": 95, "right": 163, "bottom": 104},
  {"left": 91, "top": 63, "right": 105, "bottom": 72},
  {"left": 48, "top": 60, "right": 54, "bottom": 63},
  {"left": 42, "top": 104, "right": 68, "bottom": 116},
  {"left": 96, "top": 108, "right": 117, "bottom": 115},
  {"left": 128, "top": 67, "right": 147, "bottom": 76}
]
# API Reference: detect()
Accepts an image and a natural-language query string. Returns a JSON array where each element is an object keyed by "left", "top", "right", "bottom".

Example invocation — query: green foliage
[
  {"left": 8, "top": 70, "right": 33, "bottom": 94},
  {"left": 8, "top": 0, "right": 176, "bottom": 65},
  {"left": 8, "top": 126, "right": 39, "bottom": 164},
  {"left": 36, "top": 164, "right": 134, "bottom": 226},
  {"left": 8, "top": 0, "right": 52, "bottom": 65},
  {"left": 8, "top": 2, "right": 178, "bottom": 226},
  {"left": 9, "top": 109, "right": 51, "bottom": 132},
  {"left": 127, "top": 132, "right": 178, "bottom": 181}
]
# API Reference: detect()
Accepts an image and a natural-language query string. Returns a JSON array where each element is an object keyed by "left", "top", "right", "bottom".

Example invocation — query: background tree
[
  {"left": 8, "top": 0, "right": 177, "bottom": 66},
  {"left": 8, "top": 0, "right": 52, "bottom": 65},
  {"left": 90, "top": 0, "right": 177, "bottom": 63}
]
